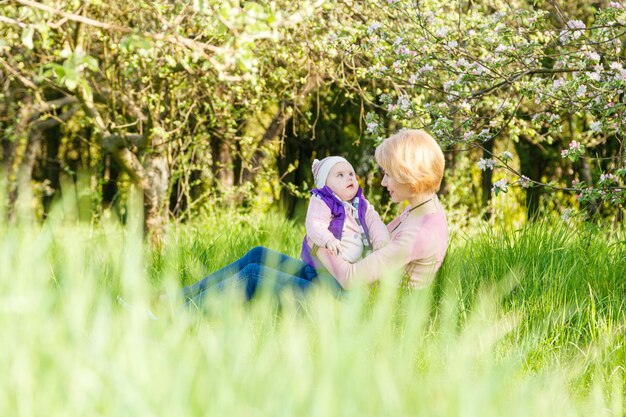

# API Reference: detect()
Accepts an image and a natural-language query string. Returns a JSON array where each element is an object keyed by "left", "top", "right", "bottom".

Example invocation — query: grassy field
[{"left": 1, "top": 202, "right": 624, "bottom": 416}]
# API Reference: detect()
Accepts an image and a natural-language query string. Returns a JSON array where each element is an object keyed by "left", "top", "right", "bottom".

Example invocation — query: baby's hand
[
  {"left": 326, "top": 238, "right": 342, "bottom": 255},
  {"left": 373, "top": 240, "right": 390, "bottom": 251}
]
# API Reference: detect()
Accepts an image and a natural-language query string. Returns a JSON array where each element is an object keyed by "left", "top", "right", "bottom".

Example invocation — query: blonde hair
[{"left": 375, "top": 129, "right": 445, "bottom": 194}]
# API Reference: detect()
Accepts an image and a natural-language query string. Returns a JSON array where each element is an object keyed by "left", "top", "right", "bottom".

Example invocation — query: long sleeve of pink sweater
[
  {"left": 315, "top": 198, "right": 449, "bottom": 289},
  {"left": 364, "top": 202, "right": 390, "bottom": 249},
  {"left": 305, "top": 196, "right": 337, "bottom": 247}
]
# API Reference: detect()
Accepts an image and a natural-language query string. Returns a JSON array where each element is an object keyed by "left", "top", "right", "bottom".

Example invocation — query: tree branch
[
  {"left": 470, "top": 67, "right": 594, "bottom": 99},
  {"left": 101, "top": 133, "right": 146, "bottom": 152},
  {"left": 0, "top": 57, "right": 38, "bottom": 90},
  {"left": 76, "top": 83, "right": 149, "bottom": 188}
]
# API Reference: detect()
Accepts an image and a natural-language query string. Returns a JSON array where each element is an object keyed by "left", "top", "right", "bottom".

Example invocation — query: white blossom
[
  {"left": 590, "top": 121, "right": 602, "bottom": 133},
  {"left": 492, "top": 178, "right": 508, "bottom": 194},
  {"left": 561, "top": 208, "right": 573, "bottom": 222},
  {"left": 367, "top": 22, "right": 382, "bottom": 34},
  {"left": 586, "top": 51, "right": 600, "bottom": 62},
  {"left": 495, "top": 44, "right": 508, "bottom": 53},
  {"left": 567, "top": 20, "right": 586, "bottom": 30},
  {"left": 552, "top": 78, "right": 565, "bottom": 90},
  {"left": 396, "top": 45, "right": 410, "bottom": 55},
  {"left": 393, "top": 60, "right": 403, "bottom": 74},
  {"left": 456, "top": 57, "right": 469, "bottom": 67},
  {"left": 600, "top": 173, "right": 617, "bottom": 183},
  {"left": 478, "top": 158, "right": 496, "bottom": 171},
  {"left": 366, "top": 122, "right": 379, "bottom": 134},
  {"left": 569, "top": 140, "right": 581, "bottom": 151},
  {"left": 419, "top": 63, "right": 434, "bottom": 73},
  {"left": 435, "top": 28, "right": 448, "bottom": 38},
  {"left": 397, "top": 95, "right": 411, "bottom": 110},
  {"left": 519, "top": 175, "right": 531, "bottom": 188},
  {"left": 566, "top": 20, "right": 586, "bottom": 40}
]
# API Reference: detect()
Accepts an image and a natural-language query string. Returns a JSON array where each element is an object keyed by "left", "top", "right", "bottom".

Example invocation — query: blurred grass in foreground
[{"left": 0, "top": 192, "right": 624, "bottom": 416}]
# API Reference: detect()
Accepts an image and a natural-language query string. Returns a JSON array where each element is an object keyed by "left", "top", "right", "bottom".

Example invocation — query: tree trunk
[
  {"left": 480, "top": 139, "right": 494, "bottom": 220},
  {"left": 7, "top": 98, "right": 77, "bottom": 219},
  {"left": 102, "top": 154, "right": 119, "bottom": 211},
  {"left": 42, "top": 124, "right": 61, "bottom": 214},
  {"left": 211, "top": 137, "right": 234, "bottom": 189},
  {"left": 440, "top": 144, "right": 457, "bottom": 197},
  {"left": 143, "top": 153, "right": 170, "bottom": 238},
  {"left": 515, "top": 138, "right": 547, "bottom": 221},
  {"left": 579, "top": 158, "right": 598, "bottom": 217}
]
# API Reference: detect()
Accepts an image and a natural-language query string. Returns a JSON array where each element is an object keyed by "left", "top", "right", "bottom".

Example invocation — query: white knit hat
[{"left": 312, "top": 156, "right": 351, "bottom": 188}]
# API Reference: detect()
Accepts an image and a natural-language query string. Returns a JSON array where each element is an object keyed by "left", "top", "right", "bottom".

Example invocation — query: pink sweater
[{"left": 315, "top": 196, "right": 449, "bottom": 289}]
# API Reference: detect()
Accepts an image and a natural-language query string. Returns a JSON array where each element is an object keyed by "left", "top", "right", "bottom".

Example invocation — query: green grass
[{"left": 0, "top": 202, "right": 624, "bottom": 416}]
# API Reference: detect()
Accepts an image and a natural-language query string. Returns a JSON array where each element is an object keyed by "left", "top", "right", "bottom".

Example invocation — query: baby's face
[{"left": 325, "top": 162, "right": 358, "bottom": 201}]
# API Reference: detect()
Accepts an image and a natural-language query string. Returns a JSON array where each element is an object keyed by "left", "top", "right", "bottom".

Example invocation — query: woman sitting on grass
[{"left": 182, "top": 129, "right": 449, "bottom": 306}]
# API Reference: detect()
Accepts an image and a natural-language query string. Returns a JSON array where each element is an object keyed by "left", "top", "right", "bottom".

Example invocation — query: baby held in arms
[{"left": 300, "top": 156, "right": 390, "bottom": 266}]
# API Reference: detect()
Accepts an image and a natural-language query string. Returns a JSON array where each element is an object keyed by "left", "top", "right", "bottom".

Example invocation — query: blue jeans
[{"left": 182, "top": 246, "right": 341, "bottom": 306}]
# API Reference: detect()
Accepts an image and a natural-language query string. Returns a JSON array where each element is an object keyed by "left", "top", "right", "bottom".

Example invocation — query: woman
[{"left": 183, "top": 129, "right": 448, "bottom": 305}]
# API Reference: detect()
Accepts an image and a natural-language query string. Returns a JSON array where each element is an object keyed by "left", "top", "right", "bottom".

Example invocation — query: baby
[{"left": 300, "top": 156, "right": 390, "bottom": 266}]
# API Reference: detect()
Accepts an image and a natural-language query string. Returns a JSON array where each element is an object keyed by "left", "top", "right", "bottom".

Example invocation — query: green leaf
[
  {"left": 52, "top": 64, "right": 65, "bottom": 80},
  {"left": 243, "top": 2, "right": 265, "bottom": 17},
  {"left": 65, "top": 76, "right": 78, "bottom": 91},
  {"left": 21, "top": 27, "right": 34, "bottom": 50},
  {"left": 120, "top": 36, "right": 132, "bottom": 52},
  {"left": 83, "top": 55, "right": 99, "bottom": 72}
]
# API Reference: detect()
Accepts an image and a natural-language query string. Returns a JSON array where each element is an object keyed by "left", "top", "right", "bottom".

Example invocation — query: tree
[
  {"left": 334, "top": 0, "right": 625, "bottom": 221},
  {"left": 0, "top": 0, "right": 360, "bottom": 232}
]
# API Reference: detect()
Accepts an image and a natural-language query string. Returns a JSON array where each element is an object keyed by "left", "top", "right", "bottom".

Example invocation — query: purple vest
[{"left": 300, "top": 185, "right": 371, "bottom": 267}]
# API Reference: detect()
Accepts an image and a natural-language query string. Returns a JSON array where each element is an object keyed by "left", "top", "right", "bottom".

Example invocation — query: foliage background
[{"left": 2, "top": 0, "right": 625, "bottom": 233}]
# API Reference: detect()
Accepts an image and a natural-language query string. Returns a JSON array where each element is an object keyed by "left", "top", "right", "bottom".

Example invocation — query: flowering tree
[{"left": 331, "top": 0, "right": 625, "bottom": 221}]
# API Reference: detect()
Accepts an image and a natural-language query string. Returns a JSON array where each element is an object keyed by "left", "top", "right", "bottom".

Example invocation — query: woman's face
[{"left": 381, "top": 170, "right": 414, "bottom": 203}]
